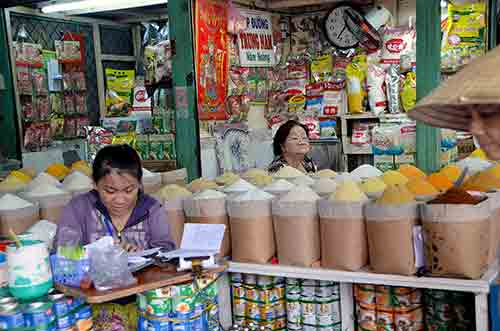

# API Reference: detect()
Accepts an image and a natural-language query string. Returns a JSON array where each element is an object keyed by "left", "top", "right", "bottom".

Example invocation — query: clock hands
[{"left": 337, "top": 25, "right": 347, "bottom": 39}]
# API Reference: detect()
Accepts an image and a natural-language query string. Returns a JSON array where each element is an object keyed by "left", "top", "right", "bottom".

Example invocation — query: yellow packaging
[
  {"left": 346, "top": 55, "right": 367, "bottom": 114},
  {"left": 105, "top": 68, "right": 135, "bottom": 116},
  {"left": 311, "top": 54, "right": 333, "bottom": 82},
  {"left": 112, "top": 133, "right": 137, "bottom": 148},
  {"left": 401, "top": 72, "right": 416, "bottom": 112}
]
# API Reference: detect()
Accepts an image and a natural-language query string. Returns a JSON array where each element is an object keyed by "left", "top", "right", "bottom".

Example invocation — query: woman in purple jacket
[{"left": 54, "top": 144, "right": 175, "bottom": 252}]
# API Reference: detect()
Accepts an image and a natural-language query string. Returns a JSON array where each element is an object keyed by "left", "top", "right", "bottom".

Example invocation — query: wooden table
[{"left": 55, "top": 265, "right": 226, "bottom": 304}]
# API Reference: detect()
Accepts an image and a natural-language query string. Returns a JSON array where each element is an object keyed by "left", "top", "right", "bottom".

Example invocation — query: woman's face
[
  {"left": 281, "top": 125, "right": 310, "bottom": 156},
  {"left": 95, "top": 170, "right": 140, "bottom": 217}
]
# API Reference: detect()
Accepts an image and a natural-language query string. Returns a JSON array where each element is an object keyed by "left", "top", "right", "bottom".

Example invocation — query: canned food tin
[
  {"left": 259, "top": 304, "right": 275, "bottom": 321},
  {"left": 245, "top": 303, "right": 260, "bottom": 321},
  {"left": 232, "top": 284, "right": 245, "bottom": 300},
  {"left": 137, "top": 294, "right": 148, "bottom": 313},
  {"left": 303, "top": 324, "right": 317, "bottom": 331},
  {"left": 190, "top": 314, "right": 205, "bottom": 331},
  {"left": 244, "top": 288, "right": 259, "bottom": 302},
  {"left": 146, "top": 287, "right": 174, "bottom": 299},
  {"left": 48, "top": 294, "right": 71, "bottom": 317},
  {"left": 24, "top": 302, "right": 55, "bottom": 327},
  {"left": 287, "top": 322, "right": 303, "bottom": 331},
  {"left": 257, "top": 276, "right": 274, "bottom": 288},
  {"left": 233, "top": 298, "right": 246, "bottom": 317},
  {"left": 137, "top": 315, "right": 148, "bottom": 331},
  {"left": 172, "top": 284, "right": 195, "bottom": 298},
  {"left": 259, "top": 320, "right": 274, "bottom": 330},
  {"left": 454, "top": 304, "right": 473, "bottom": 323},
  {"left": 147, "top": 297, "right": 173, "bottom": 317},
  {"left": 274, "top": 287, "right": 285, "bottom": 301},
  {"left": 377, "top": 308, "right": 395, "bottom": 331},
  {"left": 274, "top": 300, "right": 286, "bottom": 318},
  {"left": 149, "top": 317, "right": 173, "bottom": 331},
  {"left": 259, "top": 289, "right": 277, "bottom": 304},
  {"left": 303, "top": 312, "right": 316, "bottom": 326},
  {"left": 172, "top": 297, "right": 194, "bottom": 314},
  {"left": 274, "top": 277, "right": 285, "bottom": 286},
  {"left": 274, "top": 317, "right": 287, "bottom": 330},
  {"left": 286, "top": 278, "right": 301, "bottom": 287},
  {"left": 55, "top": 313, "right": 75, "bottom": 330},
  {"left": 74, "top": 305, "right": 93, "bottom": 331},
  {"left": 395, "top": 306, "right": 424, "bottom": 331},
  {"left": 233, "top": 315, "right": 245, "bottom": 326},
  {"left": 70, "top": 298, "right": 85, "bottom": 312},
  {"left": 316, "top": 326, "right": 334, "bottom": 331},
  {"left": 0, "top": 297, "right": 16, "bottom": 305},
  {"left": 355, "top": 285, "right": 376, "bottom": 305},
  {"left": 231, "top": 273, "right": 243, "bottom": 284},
  {"left": 286, "top": 300, "right": 301, "bottom": 324},
  {"left": 317, "top": 302, "right": 334, "bottom": 326},
  {"left": 0, "top": 303, "right": 24, "bottom": 330},
  {"left": 244, "top": 274, "right": 257, "bottom": 286}
]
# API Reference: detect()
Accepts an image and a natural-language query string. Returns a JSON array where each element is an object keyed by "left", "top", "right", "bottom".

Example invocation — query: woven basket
[{"left": 409, "top": 46, "right": 500, "bottom": 131}]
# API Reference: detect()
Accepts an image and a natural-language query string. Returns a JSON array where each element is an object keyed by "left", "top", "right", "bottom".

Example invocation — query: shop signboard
[{"left": 238, "top": 10, "right": 275, "bottom": 67}]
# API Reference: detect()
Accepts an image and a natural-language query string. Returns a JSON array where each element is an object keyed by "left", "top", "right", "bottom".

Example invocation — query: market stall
[{"left": 0, "top": 0, "right": 500, "bottom": 331}]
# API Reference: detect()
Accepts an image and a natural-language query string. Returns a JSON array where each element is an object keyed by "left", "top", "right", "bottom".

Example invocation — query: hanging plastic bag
[
  {"left": 400, "top": 71, "right": 416, "bottom": 112},
  {"left": 346, "top": 56, "right": 367, "bottom": 114},
  {"left": 367, "top": 64, "right": 387, "bottom": 115}
]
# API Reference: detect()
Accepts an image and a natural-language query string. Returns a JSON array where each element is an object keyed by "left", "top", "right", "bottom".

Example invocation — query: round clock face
[{"left": 324, "top": 5, "right": 359, "bottom": 49}]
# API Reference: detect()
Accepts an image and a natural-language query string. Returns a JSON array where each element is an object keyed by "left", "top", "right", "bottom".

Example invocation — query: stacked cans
[
  {"left": 354, "top": 284, "right": 424, "bottom": 331},
  {"left": 0, "top": 293, "right": 92, "bottom": 331},
  {"left": 286, "top": 279, "right": 341, "bottom": 331},
  {"left": 137, "top": 274, "right": 220, "bottom": 331},
  {"left": 231, "top": 273, "right": 286, "bottom": 330},
  {"left": 424, "top": 289, "right": 475, "bottom": 331}
]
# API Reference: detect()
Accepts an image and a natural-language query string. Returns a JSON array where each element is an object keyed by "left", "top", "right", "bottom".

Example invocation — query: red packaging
[
  {"left": 33, "top": 72, "right": 48, "bottom": 95},
  {"left": 352, "top": 124, "right": 371, "bottom": 146},
  {"left": 39, "top": 124, "right": 52, "bottom": 146},
  {"left": 21, "top": 98, "right": 37, "bottom": 121},
  {"left": 380, "top": 27, "right": 416, "bottom": 65},
  {"left": 75, "top": 92, "right": 87, "bottom": 114},
  {"left": 36, "top": 96, "right": 50, "bottom": 121},
  {"left": 24, "top": 125, "right": 40, "bottom": 151},
  {"left": 76, "top": 117, "right": 90, "bottom": 137},
  {"left": 64, "top": 118, "right": 77, "bottom": 138},
  {"left": 72, "top": 72, "right": 86, "bottom": 91},
  {"left": 63, "top": 73, "right": 73, "bottom": 91},
  {"left": 17, "top": 70, "right": 32, "bottom": 95},
  {"left": 64, "top": 92, "right": 75, "bottom": 114},
  {"left": 301, "top": 117, "right": 320, "bottom": 140}
]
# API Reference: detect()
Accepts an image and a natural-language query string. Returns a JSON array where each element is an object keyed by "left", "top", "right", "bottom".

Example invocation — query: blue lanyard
[{"left": 99, "top": 213, "right": 115, "bottom": 238}]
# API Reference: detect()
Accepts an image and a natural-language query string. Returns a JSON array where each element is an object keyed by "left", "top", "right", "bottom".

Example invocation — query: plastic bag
[
  {"left": 367, "top": 64, "right": 387, "bottom": 115},
  {"left": 88, "top": 237, "right": 137, "bottom": 291},
  {"left": 380, "top": 26, "right": 416, "bottom": 65},
  {"left": 400, "top": 71, "right": 416, "bottom": 112},
  {"left": 346, "top": 56, "right": 367, "bottom": 113}
]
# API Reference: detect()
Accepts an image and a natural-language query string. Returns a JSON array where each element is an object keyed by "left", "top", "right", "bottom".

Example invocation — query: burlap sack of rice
[
  {"left": 183, "top": 195, "right": 231, "bottom": 257},
  {"left": 365, "top": 203, "right": 418, "bottom": 275},
  {"left": 487, "top": 191, "right": 500, "bottom": 265},
  {"left": 227, "top": 197, "right": 275, "bottom": 263},
  {"left": 272, "top": 200, "right": 320, "bottom": 267},
  {"left": 422, "top": 201, "right": 490, "bottom": 279},
  {"left": 36, "top": 194, "right": 72, "bottom": 224},
  {"left": 0, "top": 203, "right": 39, "bottom": 236},
  {"left": 162, "top": 168, "right": 188, "bottom": 187},
  {"left": 319, "top": 200, "right": 368, "bottom": 271},
  {"left": 164, "top": 198, "right": 187, "bottom": 249}
]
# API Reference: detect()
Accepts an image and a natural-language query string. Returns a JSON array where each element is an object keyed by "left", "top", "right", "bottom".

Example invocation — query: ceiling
[{"left": 1, "top": 0, "right": 45, "bottom": 8}]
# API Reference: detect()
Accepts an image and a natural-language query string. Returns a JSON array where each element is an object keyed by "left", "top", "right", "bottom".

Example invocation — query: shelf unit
[{"left": 227, "top": 262, "right": 499, "bottom": 331}]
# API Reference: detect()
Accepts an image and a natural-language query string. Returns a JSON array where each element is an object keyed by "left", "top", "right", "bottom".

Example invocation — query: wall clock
[{"left": 323, "top": 3, "right": 361, "bottom": 49}]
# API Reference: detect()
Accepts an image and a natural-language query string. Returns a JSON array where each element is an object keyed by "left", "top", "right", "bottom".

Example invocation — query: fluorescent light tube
[{"left": 42, "top": 0, "right": 167, "bottom": 15}]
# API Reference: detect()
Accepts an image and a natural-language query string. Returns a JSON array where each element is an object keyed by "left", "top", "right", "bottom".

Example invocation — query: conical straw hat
[{"left": 409, "top": 46, "right": 500, "bottom": 131}]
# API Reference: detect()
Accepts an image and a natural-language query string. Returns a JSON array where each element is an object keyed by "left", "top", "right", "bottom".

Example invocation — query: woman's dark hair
[
  {"left": 273, "top": 120, "right": 309, "bottom": 156},
  {"left": 92, "top": 144, "right": 143, "bottom": 183}
]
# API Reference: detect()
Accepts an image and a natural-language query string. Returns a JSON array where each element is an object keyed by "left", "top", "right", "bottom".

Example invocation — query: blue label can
[
  {"left": 0, "top": 303, "right": 25, "bottom": 330},
  {"left": 48, "top": 294, "right": 70, "bottom": 317},
  {"left": 55, "top": 313, "right": 75, "bottom": 330},
  {"left": 137, "top": 315, "right": 148, "bottom": 331},
  {"left": 147, "top": 317, "right": 172, "bottom": 331},
  {"left": 171, "top": 321, "right": 191, "bottom": 331},
  {"left": 24, "top": 302, "right": 55, "bottom": 327},
  {"left": 75, "top": 305, "right": 92, "bottom": 320}
]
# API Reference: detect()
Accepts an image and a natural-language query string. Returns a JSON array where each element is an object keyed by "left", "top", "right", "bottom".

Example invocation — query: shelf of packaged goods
[
  {"left": 227, "top": 262, "right": 499, "bottom": 294},
  {"left": 339, "top": 113, "right": 380, "bottom": 120},
  {"left": 342, "top": 139, "right": 373, "bottom": 155}
]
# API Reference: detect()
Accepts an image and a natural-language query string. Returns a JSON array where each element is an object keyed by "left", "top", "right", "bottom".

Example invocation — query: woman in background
[{"left": 268, "top": 120, "right": 317, "bottom": 174}]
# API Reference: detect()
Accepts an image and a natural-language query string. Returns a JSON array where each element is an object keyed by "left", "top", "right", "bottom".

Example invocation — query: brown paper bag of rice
[
  {"left": 227, "top": 190, "right": 275, "bottom": 263},
  {"left": 319, "top": 199, "right": 368, "bottom": 271},
  {"left": 365, "top": 203, "right": 418, "bottom": 275},
  {"left": 164, "top": 198, "right": 187, "bottom": 249},
  {"left": 487, "top": 191, "right": 500, "bottom": 265},
  {"left": 272, "top": 186, "right": 320, "bottom": 267},
  {"left": 422, "top": 200, "right": 490, "bottom": 279},
  {"left": 183, "top": 190, "right": 231, "bottom": 257}
]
